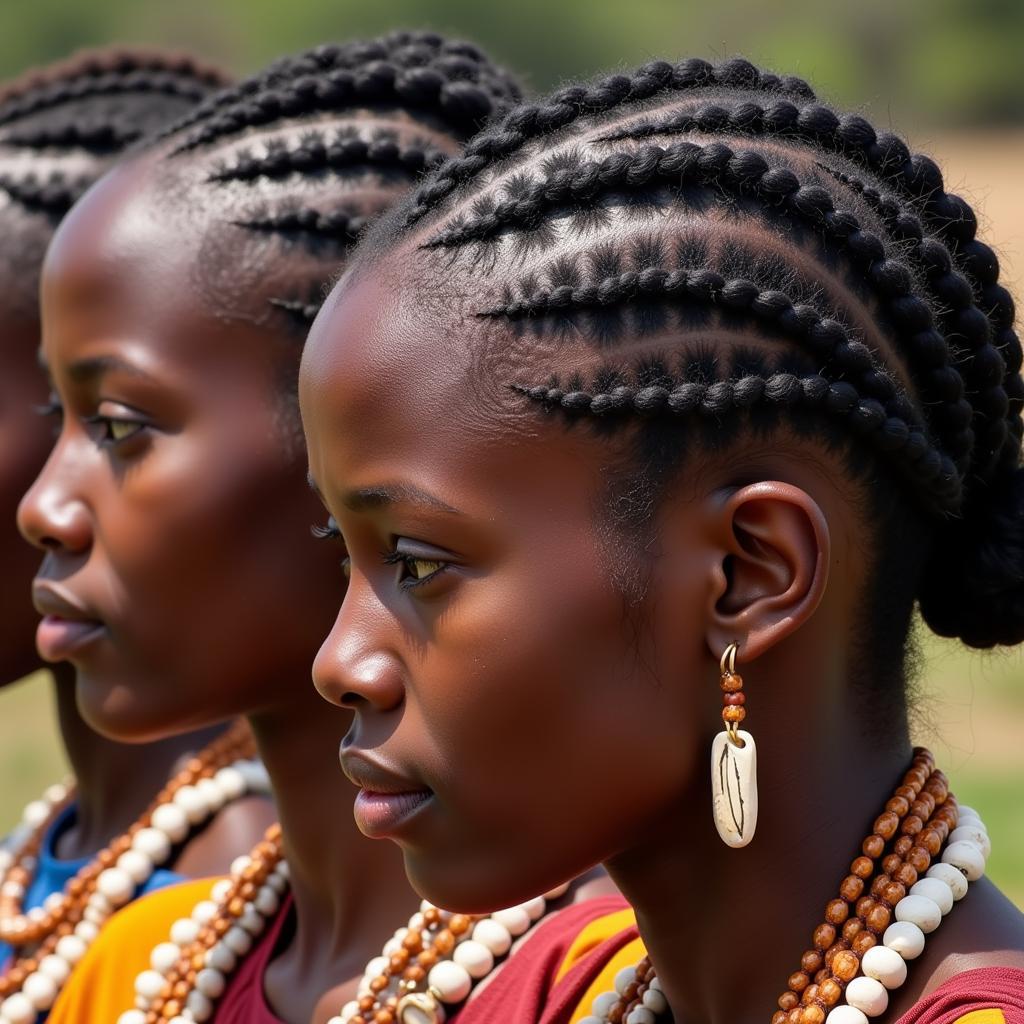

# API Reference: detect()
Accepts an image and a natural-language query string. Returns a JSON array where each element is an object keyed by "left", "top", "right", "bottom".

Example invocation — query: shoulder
[
  {"left": 171, "top": 794, "right": 277, "bottom": 878},
  {"left": 48, "top": 877, "right": 219, "bottom": 1024}
]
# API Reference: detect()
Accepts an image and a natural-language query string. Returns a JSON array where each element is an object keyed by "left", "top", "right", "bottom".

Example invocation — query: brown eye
[{"left": 408, "top": 558, "right": 442, "bottom": 580}]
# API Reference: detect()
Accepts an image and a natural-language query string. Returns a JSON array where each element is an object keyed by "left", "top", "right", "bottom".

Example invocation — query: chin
[{"left": 76, "top": 667, "right": 187, "bottom": 744}]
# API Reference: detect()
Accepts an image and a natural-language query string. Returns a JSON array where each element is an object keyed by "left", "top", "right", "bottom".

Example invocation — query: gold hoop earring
[{"left": 710, "top": 642, "right": 758, "bottom": 848}]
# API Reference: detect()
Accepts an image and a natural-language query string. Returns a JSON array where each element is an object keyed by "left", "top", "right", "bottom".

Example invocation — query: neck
[
  {"left": 52, "top": 664, "right": 225, "bottom": 858},
  {"left": 250, "top": 686, "right": 418, "bottom": 1024},
  {"left": 605, "top": 647, "right": 912, "bottom": 1024}
]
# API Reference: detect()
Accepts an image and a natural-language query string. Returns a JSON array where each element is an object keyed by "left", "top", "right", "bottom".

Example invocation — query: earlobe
[{"left": 705, "top": 481, "right": 830, "bottom": 662}]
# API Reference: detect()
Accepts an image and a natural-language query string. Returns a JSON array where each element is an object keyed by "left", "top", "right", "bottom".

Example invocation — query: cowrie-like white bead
[
  {"left": 21, "top": 974, "right": 57, "bottom": 1011},
  {"left": 170, "top": 917, "right": 200, "bottom": 946},
  {"left": 947, "top": 825, "right": 991, "bottom": 859},
  {"left": 453, "top": 939, "right": 494, "bottom": 979},
  {"left": 151, "top": 803, "right": 189, "bottom": 844},
  {"left": 882, "top": 920, "right": 926, "bottom": 959},
  {"left": 195, "top": 968, "right": 226, "bottom": 999},
  {"left": 910, "top": 878, "right": 953, "bottom": 915},
  {"left": 826, "top": 1006, "right": 869, "bottom": 1023},
  {"left": 205, "top": 942, "right": 236, "bottom": 974},
  {"left": 134, "top": 970, "right": 166, "bottom": 1000},
  {"left": 490, "top": 905, "right": 531, "bottom": 936},
  {"left": 150, "top": 942, "right": 181, "bottom": 973},
  {"left": 37, "top": 955, "right": 70, "bottom": 984},
  {"left": 626, "top": 1008, "right": 656, "bottom": 1024},
  {"left": 941, "top": 841, "right": 986, "bottom": 881},
  {"left": 131, "top": 828, "right": 171, "bottom": 863},
  {"left": 925, "top": 862, "right": 968, "bottom": 901},
  {"left": 894, "top": 894, "right": 942, "bottom": 933},
  {"left": 428, "top": 960, "right": 472, "bottom": 1003},
  {"left": 55, "top": 935, "right": 87, "bottom": 964},
  {"left": 845, "top": 975, "right": 889, "bottom": 1016},
  {"left": 860, "top": 944, "right": 908, "bottom": 989},
  {"left": 472, "top": 918, "right": 512, "bottom": 957}
]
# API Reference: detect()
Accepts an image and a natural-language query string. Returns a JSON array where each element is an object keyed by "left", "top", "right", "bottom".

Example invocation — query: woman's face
[
  {"left": 300, "top": 263, "right": 714, "bottom": 912},
  {"left": 18, "top": 155, "right": 343, "bottom": 741}
]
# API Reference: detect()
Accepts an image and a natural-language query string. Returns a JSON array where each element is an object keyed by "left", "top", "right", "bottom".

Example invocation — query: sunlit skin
[
  {"left": 300, "top": 252, "right": 1024, "bottom": 1022},
  {"left": 16, "top": 148, "right": 422, "bottom": 1022},
  {"left": 0, "top": 192, "right": 257, "bottom": 870}
]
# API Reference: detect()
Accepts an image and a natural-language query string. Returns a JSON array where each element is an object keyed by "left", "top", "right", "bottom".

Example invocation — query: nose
[
  {"left": 17, "top": 444, "right": 93, "bottom": 555},
  {"left": 313, "top": 577, "right": 405, "bottom": 713}
]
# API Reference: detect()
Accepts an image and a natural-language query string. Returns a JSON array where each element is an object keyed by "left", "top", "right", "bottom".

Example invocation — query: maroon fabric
[
  {"left": 214, "top": 893, "right": 294, "bottom": 1024},
  {"left": 458, "top": 896, "right": 633, "bottom": 1024},
  {"left": 893, "top": 967, "right": 1024, "bottom": 1024}
]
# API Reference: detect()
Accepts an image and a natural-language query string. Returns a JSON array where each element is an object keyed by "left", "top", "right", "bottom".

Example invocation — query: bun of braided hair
[{"left": 358, "top": 56, "right": 1024, "bottom": 655}]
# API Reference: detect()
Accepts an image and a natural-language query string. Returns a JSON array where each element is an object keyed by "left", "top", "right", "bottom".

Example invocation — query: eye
[
  {"left": 383, "top": 543, "right": 450, "bottom": 590},
  {"left": 85, "top": 402, "right": 150, "bottom": 447}
]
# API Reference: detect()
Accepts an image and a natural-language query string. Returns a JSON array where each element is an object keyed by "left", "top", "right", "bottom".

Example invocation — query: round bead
[
  {"left": 116, "top": 850, "right": 153, "bottom": 885},
  {"left": 427, "top": 961, "right": 472, "bottom": 1004},
  {"left": 23, "top": 801, "right": 51, "bottom": 829},
  {"left": 192, "top": 900, "right": 219, "bottom": 924},
  {"left": 116, "top": 1012, "right": 147, "bottom": 1024},
  {"left": 926, "top": 863, "right": 968, "bottom": 901},
  {"left": 254, "top": 886, "right": 280, "bottom": 917},
  {"left": 614, "top": 966, "right": 637, "bottom": 995},
  {"left": 196, "top": 778, "right": 226, "bottom": 812},
  {"left": 592, "top": 992, "right": 619, "bottom": 1016},
  {"left": 170, "top": 918, "right": 200, "bottom": 946},
  {"left": 214, "top": 766, "right": 246, "bottom": 801},
  {"left": 37, "top": 955, "right": 70, "bottom": 984},
  {"left": 150, "top": 942, "right": 181, "bottom": 973},
  {"left": 131, "top": 828, "right": 171, "bottom": 863},
  {"left": 452, "top": 939, "right": 494, "bottom": 979},
  {"left": 150, "top": 803, "right": 189, "bottom": 844},
  {"left": 472, "top": 918, "right": 512, "bottom": 957},
  {"left": 860, "top": 945, "right": 908, "bottom": 989},
  {"left": 205, "top": 942, "right": 236, "bottom": 974},
  {"left": 643, "top": 987, "right": 669, "bottom": 1014},
  {"left": 195, "top": 968, "right": 226, "bottom": 1000},
  {"left": 543, "top": 882, "right": 570, "bottom": 901},
  {"left": 882, "top": 921, "right": 926, "bottom": 960},
  {"left": 229, "top": 855, "right": 252, "bottom": 878},
  {"left": 947, "top": 825, "right": 991, "bottom": 859},
  {"left": 223, "top": 926, "right": 252, "bottom": 956},
  {"left": 239, "top": 905, "right": 265, "bottom": 936},
  {"left": 22, "top": 973, "right": 57, "bottom": 1011},
  {"left": 626, "top": 1009, "right": 655, "bottom": 1024},
  {"left": 134, "top": 969, "right": 166, "bottom": 1000},
  {"left": 894, "top": 894, "right": 941, "bottom": 933},
  {"left": 941, "top": 841, "right": 986, "bottom": 881},
  {"left": 825, "top": 1007, "right": 869, "bottom": 1024},
  {"left": 236, "top": 759, "right": 271, "bottom": 793},
  {"left": 522, "top": 897, "right": 546, "bottom": 921},
  {"left": 910, "top": 878, "right": 954, "bottom": 916},
  {"left": 490, "top": 906, "right": 531, "bottom": 936},
  {"left": 185, "top": 990, "right": 213, "bottom": 1022},
  {"left": 957, "top": 804, "right": 983, "bottom": 823},
  {"left": 845, "top": 976, "right": 889, "bottom": 1017},
  {"left": 173, "top": 785, "right": 209, "bottom": 825},
  {"left": 96, "top": 867, "right": 135, "bottom": 907},
  {"left": 0, "top": 993, "right": 36, "bottom": 1024},
  {"left": 74, "top": 920, "right": 99, "bottom": 943},
  {"left": 55, "top": 935, "right": 87, "bottom": 965}
]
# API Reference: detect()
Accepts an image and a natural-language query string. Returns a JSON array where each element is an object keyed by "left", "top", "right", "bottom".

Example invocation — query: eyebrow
[
  {"left": 64, "top": 355, "right": 157, "bottom": 385},
  {"left": 306, "top": 473, "right": 461, "bottom": 515}
]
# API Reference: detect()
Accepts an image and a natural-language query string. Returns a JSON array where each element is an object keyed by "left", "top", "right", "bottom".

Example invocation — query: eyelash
[
  {"left": 311, "top": 521, "right": 447, "bottom": 589},
  {"left": 83, "top": 414, "right": 146, "bottom": 444}
]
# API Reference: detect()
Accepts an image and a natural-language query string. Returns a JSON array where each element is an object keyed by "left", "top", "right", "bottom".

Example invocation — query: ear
[{"left": 705, "top": 481, "right": 830, "bottom": 663}]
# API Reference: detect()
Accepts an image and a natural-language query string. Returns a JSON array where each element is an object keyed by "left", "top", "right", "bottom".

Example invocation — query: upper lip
[
  {"left": 340, "top": 748, "right": 430, "bottom": 795},
  {"left": 31, "top": 581, "right": 103, "bottom": 624}
]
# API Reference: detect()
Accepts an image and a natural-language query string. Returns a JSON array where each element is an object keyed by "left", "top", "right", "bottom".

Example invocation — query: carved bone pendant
[{"left": 710, "top": 729, "right": 758, "bottom": 847}]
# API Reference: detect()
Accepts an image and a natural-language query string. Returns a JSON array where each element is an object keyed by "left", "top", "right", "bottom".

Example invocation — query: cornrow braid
[
  {"left": 145, "top": 32, "right": 521, "bottom": 333},
  {"left": 591, "top": 95, "right": 1024, "bottom": 479},
  {"left": 358, "top": 56, "right": 1024, "bottom": 651},
  {"left": 209, "top": 128, "right": 448, "bottom": 184},
  {"left": 165, "top": 31, "right": 521, "bottom": 157}
]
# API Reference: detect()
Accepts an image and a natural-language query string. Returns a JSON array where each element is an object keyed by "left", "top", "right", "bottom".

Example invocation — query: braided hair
[
  {"left": 355, "top": 57, "right": 1024, "bottom": 661},
  {"left": 0, "top": 48, "right": 229, "bottom": 326},
  {"left": 122, "top": 31, "right": 521, "bottom": 358}
]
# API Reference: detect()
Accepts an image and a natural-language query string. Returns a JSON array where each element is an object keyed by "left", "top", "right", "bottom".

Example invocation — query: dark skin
[
  {"left": 17, "top": 150, "right": 421, "bottom": 1024},
  {"left": 300, "top": 254, "right": 1024, "bottom": 1023},
  {"left": 0, "top": 202, "right": 266, "bottom": 872}
]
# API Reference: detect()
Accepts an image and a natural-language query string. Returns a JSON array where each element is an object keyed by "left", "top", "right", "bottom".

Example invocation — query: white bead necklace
[
  {"left": 579, "top": 806, "right": 990, "bottom": 1024},
  {"left": 0, "top": 752, "right": 270, "bottom": 1024},
  {"left": 118, "top": 825, "right": 288, "bottom": 1024},
  {"left": 332, "top": 882, "right": 572, "bottom": 1024}
]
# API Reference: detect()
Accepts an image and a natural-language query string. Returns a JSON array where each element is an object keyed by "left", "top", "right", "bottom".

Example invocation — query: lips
[
  {"left": 31, "top": 581, "right": 106, "bottom": 662},
  {"left": 340, "top": 749, "right": 434, "bottom": 839}
]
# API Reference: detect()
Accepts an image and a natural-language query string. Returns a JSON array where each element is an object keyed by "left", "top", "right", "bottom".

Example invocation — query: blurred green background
[{"left": 0, "top": 0, "right": 1022, "bottom": 905}]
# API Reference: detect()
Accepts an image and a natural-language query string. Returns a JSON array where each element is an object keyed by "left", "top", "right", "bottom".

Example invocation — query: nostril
[{"left": 339, "top": 691, "right": 364, "bottom": 709}]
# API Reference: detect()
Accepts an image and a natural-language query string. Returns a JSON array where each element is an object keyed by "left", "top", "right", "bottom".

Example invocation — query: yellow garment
[
  {"left": 48, "top": 877, "right": 219, "bottom": 1024},
  {"left": 555, "top": 910, "right": 1006, "bottom": 1024}
]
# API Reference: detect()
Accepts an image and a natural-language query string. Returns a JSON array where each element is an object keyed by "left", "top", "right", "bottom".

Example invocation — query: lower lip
[
  {"left": 353, "top": 788, "right": 433, "bottom": 838},
  {"left": 36, "top": 615, "right": 106, "bottom": 661}
]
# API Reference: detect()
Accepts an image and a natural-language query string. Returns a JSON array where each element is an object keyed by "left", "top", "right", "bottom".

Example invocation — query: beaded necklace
[
  {"left": 579, "top": 749, "right": 990, "bottom": 1024},
  {"left": 0, "top": 721, "right": 269, "bottom": 1024}
]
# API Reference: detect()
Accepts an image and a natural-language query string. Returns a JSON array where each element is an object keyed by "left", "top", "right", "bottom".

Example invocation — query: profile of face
[
  {"left": 0, "top": 206, "right": 55, "bottom": 684},
  {"left": 17, "top": 153, "right": 343, "bottom": 741},
  {"left": 301, "top": 264, "right": 765, "bottom": 913}
]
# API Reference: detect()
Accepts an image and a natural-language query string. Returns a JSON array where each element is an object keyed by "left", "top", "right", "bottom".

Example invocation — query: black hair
[
  {"left": 0, "top": 48, "right": 231, "bottom": 325},
  {"left": 352, "top": 56, "right": 1024, "bottom": 670},
  {"left": 135, "top": 31, "right": 522, "bottom": 350}
]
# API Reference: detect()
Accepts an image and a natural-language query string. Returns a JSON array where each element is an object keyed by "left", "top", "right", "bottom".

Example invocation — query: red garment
[
  {"left": 893, "top": 966, "right": 1024, "bottom": 1023},
  {"left": 459, "top": 896, "right": 634, "bottom": 1024},
  {"left": 215, "top": 893, "right": 294, "bottom": 1024}
]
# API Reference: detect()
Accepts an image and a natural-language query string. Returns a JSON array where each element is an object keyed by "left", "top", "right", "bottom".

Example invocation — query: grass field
[{"left": 0, "top": 131, "right": 1022, "bottom": 903}]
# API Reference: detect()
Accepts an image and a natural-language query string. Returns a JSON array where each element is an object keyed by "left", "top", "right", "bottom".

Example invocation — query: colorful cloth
[
  {"left": 0, "top": 802, "right": 182, "bottom": 964},
  {"left": 47, "top": 877, "right": 216, "bottom": 1024},
  {"left": 893, "top": 966, "right": 1024, "bottom": 1023}
]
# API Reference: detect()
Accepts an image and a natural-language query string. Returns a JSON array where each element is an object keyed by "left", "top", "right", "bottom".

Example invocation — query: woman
[
  {"left": 0, "top": 49, "right": 275, "bottom": 1021},
  {"left": 22, "top": 35, "right": 534, "bottom": 1024},
  {"left": 301, "top": 58, "right": 1024, "bottom": 1023}
]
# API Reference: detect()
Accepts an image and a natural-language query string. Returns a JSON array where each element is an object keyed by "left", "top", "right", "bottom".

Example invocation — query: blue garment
[{"left": 0, "top": 802, "right": 182, "bottom": 982}]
